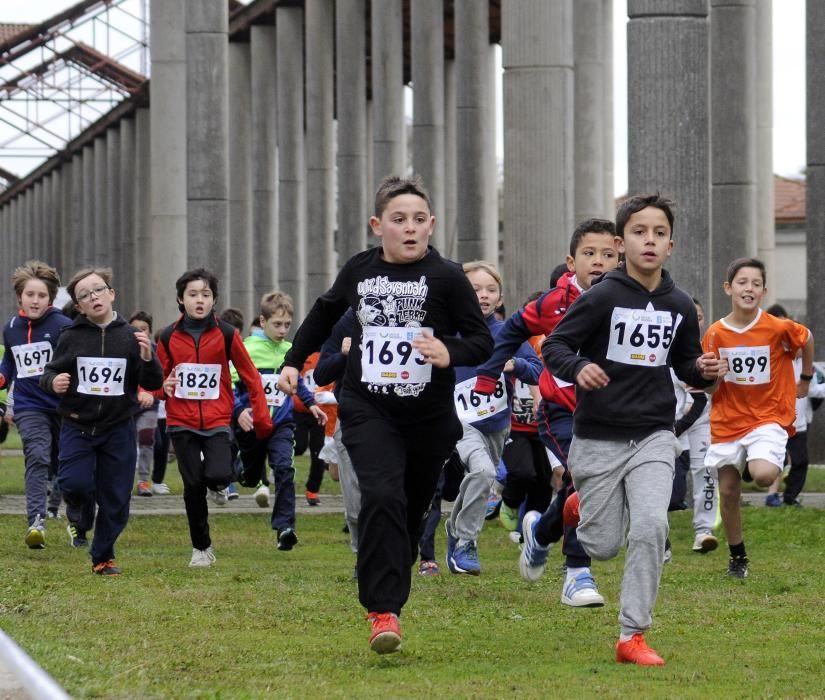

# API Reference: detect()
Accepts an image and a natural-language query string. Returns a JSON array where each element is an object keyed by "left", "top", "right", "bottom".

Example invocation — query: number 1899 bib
[{"left": 361, "top": 326, "right": 433, "bottom": 385}]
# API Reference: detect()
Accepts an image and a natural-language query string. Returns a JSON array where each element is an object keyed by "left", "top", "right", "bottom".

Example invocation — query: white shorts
[{"left": 704, "top": 423, "right": 787, "bottom": 474}]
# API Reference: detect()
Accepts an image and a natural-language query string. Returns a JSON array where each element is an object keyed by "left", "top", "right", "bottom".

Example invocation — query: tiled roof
[
  {"left": 0, "top": 23, "right": 31, "bottom": 45},
  {"left": 775, "top": 174, "right": 805, "bottom": 224}
]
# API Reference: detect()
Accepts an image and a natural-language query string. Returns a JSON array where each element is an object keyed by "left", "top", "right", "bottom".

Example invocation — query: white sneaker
[
  {"left": 561, "top": 569, "right": 605, "bottom": 607},
  {"left": 213, "top": 488, "right": 228, "bottom": 506},
  {"left": 189, "top": 546, "right": 216, "bottom": 567},
  {"left": 692, "top": 532, "right": 719, "bottom": 553},
  {"left": 151, "top": 482, "right": 171, "bottom": 495},
  {"left": 254, "top": 483, "right": 270, "bottom": 508}
]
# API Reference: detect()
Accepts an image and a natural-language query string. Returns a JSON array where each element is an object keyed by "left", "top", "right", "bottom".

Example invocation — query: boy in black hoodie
[
  {"left": 41, "top": 267, "right": 163, "bottom": 576},
  {"left": 543, "top": 194, "right": 724, "bottom": 666}
]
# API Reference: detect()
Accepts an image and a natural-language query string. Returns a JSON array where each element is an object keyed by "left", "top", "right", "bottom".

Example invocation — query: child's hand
[
  {"left": 503, "top": 359, "right": 515, "bottom": 374},
  {"left": 575, "top": 363, "right": 609, "bottom": 391},
  {"left": 341, "top": 337, "right": 351, "bottom": 355},
  {"left": 238, "top": 408, "right": 254, "bottom": 432},
  {"left": 134, "top": 330, "right": 152, "bottom": 361},
  {"left": 797, "top": 377, "right": 811, "bottom": 399},
  {"left": 309, "top": 405, "right": 328, "bottom": 426},
  {"left": 137, "top": 391, "right": 154, "bottom": 409},
  {"left": 411, "top": 331, "right": 450, "bottom": 368},
  {"left": 696, "top": 352, "right": 726, "bottom": 380},
  {"left": 52, "top": 373, "right": 71, "bottom": 394},
  {"left": 163, "top": 371, "right": 178, "bottom": 397},
  {"left": 278, "top": 367, "right": 299, "bottom": 394}
]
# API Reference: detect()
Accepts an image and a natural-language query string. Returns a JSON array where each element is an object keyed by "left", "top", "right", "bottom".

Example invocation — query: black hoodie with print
[{"left": 542, "top": 266, "right": 713, "bottom": 442}]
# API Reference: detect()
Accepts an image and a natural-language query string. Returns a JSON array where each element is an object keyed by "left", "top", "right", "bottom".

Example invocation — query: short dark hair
[
  {"left": 220, "top": 307, "right": 245, "bottom": 332},
  {"left": 67, "top": 267, "right": 113, "bottom": 303},
  {"left": 615, "top": 194, "right": 675, "bottom": 239},
  {"left": 766, "top": 303, "right": 787, "bottom": 318},
  {"left": 549, "top": 263, "right": 570, "bottom": 288},
  {"left": 175, "top": 268, "right": 219, "bottom": 301},
  {"left": 374, "top": 174, "right": 433, "bottom": 218},
  {"left": 129, "top": 310, "right": 153, "bottom": 331},
  {"left": 569, "top": 218, "right": 616, "bottom": 257},
  {"left": 725, "top": 257, "right": 765, "bottom": 285}
]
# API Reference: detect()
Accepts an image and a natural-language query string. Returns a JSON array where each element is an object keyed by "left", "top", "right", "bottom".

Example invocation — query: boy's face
[
  {"left": 618, "top": 207, "right": 673, "bottom": 277},
  {"left": 466, "top": 268, "right": 503, "bottom": 317},
  {"left": 130, "top": 319, "right": 150, "bottom": 335},
  {"left": 18, "top": 279, "right": 51, "bottom": 320},
  {"left": 369, "top": 194, "right": 434, "bottom": 264},
  {"left": 724, "top": 266, "right": 766, "bottom": 313},
  {"left": 566, "top": 232, "right": 619, "bottom": 290},
  {"left": 180, "top": 279, "right": 215, "bottom": 319},
  {"left": 261, "top": 310, "right": 291, "bottom": 342},
  {"left": 74, "top": 273, "right": 114, "bottom": 324},
  {"left": 695, "top": 303, "right": 706, "bottom": 334}
]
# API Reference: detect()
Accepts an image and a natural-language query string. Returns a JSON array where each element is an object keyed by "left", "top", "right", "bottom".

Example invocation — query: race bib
[
  {"left": 174, "top": 363, "right": 221, "bottom": 400},
  {"left": 76, "top": 357, "right": 126, "bottom": 396},
  {"left": 12, "top": 341, "right": 52, "bottom": 378},
  {"left": 260, "top": 373, "right": 287, "bottom": 407},
  {"left": 719, "top": 346, "right": 770, "bottom": 385},
  {"left": 360, "top": 326, "right": 433, "bottom": 385},
  {"left": 454, "top": 375, "right": 507, "bottom": 424},
  {"left": 302, "top": 368, "right": 319, "bottom": 393},
  {"left": 606, "top": 307, "right": 681, "bottom": 367},
  {"left": 511, "top": 379, "right": 534, "bottom": 424}
]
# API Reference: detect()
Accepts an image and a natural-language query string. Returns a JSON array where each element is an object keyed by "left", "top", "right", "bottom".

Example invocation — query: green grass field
[{"left": 1, "top": 427, "right": 825, "bottom": 698}]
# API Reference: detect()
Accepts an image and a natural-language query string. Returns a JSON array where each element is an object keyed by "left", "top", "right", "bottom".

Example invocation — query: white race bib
[
  {"left": 260, "top": 373, "right": 287, "bottom": 407},
  {"left": 606, "top": 306, "right": 681, "bottom": 367},
  {"left": 76, "top": 357, "right": 126, "bottom": 396},
  {"left": 720, "top": 346, "right": 771, "bottom": 385},
  {"left": 360, "top": 326, "right": 433, "bottom": 385},
  {"left": 174, "top": 363, "right": 221, "bottom": 400},
  {"left": 454, "top": 375, "right": 507, "bottom": 424},
  {"left": 12, "top": 341, "right": 52, "bottom": 378},
  {"left": 302, "top": 368, "right": 319, "bottom": 393}
]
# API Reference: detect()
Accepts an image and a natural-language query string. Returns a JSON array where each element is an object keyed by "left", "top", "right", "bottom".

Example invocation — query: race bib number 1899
[
  {"left": 606, "top": 307, "right": 681, "bottom": 367},
  {"left": 719, "top": 346, "right": 770, "bottom": 385},
  {"left": 361, "top": 326, "right": 433, "bottom": 385}
]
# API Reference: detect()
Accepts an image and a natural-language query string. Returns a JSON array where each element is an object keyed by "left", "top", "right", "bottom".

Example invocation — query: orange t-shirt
[
  {"left": 293, "top": 352, "right": 338, "bottom": 436},
  {"left": 702, "top": 310, "right": 809, "bottom": 443}
]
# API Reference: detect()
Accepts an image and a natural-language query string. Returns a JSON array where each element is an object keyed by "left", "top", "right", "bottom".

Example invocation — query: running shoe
[
  {"left": 305, "top": 490, "right": 321, "bottom": 506},
  {"left": 92, "top": 560, "right": 122, "bottom": 576},
  {"left": 692, "top": 532, "right": 719, "bottom": 553},
  {"left": 189, "top": 547, "right": 216, "bottom": 568},
  {"left": 449, "top": 541, "right": 481, "bottom": 575},
  {"left": 519, "top": 510, "right": 550, "bottom": 582},
  {"left": 367, "top": 612, "right": 401, "bottom": 654},
  {"left": 25, "top": 514, "right": 46, "bottom": 549},
  {"left": 66, "top": 522, "right": 88, "bottom": 548},
  {"left": 615, "top": 634, "right": 665, "bottom": 666},
  {"left": 727, "top": 555, "right": 749, "bottom": 579},
  {"left": 499, "top": 503, "right": 519, "bottom": 531},
  {"left": 151, "top": 482, "right": 171, "bottom": 495},
  {"left": 561, "top": 570, "right": 605, "bottom": 607},
  {"left": 418, "top": 560, "right": 440, "bottom": 577},
  {"left": 255, "top": 482, "right": 270, "bottom": 508},
  {"left": 277, "top": 528, "right": 298, "bottom": 551},
  {"left": 765, "top": 493, "right": 783, "bottom": 508},
  {"left": 136, "top": 480, "right": 153, "bottom": 497}
]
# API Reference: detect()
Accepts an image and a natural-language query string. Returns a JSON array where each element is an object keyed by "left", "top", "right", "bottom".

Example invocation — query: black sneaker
[
  {"left": 277, "top": 528, "right": 298, "bottom": 551},
  {"left": 92, "top": 560, "right": 122, "bottom": 576},
  {"left": 66, "top": 522, "right": 89, "bottom": 548},
  {"left": 783, "top": 498, "right": 803, "bottom": 507},
  {"left": 727, "top": 556, "right": 749, "bottom": 579}
]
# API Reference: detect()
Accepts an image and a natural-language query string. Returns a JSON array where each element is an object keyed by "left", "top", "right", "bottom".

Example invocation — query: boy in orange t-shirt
[{"left": 703, "top": 258, "right": 813, "bottom": 579}]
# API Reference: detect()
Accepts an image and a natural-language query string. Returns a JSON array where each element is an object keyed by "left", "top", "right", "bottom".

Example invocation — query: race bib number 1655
[{"left": 606, "top": 307, "right": 681, "bottom": 367}]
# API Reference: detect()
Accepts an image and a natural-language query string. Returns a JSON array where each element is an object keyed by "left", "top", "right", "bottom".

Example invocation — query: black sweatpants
[
  {"left": 784, "top": 431, "right": 808, "bottom": 503},
  {"left": 340, "top": 395, "right": 461, "bottom": 615}
]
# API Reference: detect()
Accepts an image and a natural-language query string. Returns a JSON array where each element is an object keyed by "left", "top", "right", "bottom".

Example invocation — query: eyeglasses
[{"left": 76, "top": 285, "right": 110, "bottom": 303}]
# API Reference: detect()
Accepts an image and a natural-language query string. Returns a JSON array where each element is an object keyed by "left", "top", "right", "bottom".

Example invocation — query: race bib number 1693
[{"left": 361, "top": 326, "right": 433, "bottom": 385}]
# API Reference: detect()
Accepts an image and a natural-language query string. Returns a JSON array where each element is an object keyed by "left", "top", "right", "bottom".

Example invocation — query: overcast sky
[{"left": 0, "top": 0, "right": 807, "bottom": 194}]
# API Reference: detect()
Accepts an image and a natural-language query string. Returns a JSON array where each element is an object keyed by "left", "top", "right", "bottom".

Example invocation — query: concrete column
[
  {"left": 119, "top": 118, "right": 136, "bottom": 311},
  {"left": 456, "top": 0, "right": 496, "bottom": 262},
  {"left": 24, "top": 188, "right": 34, "bottom": 261},
  {"left": 485, "top": 44, "right": 499, "bottom": 264},
  {"left": 250, "top": 24, "right": 278, "bottom": 304},
  {"left": 59, "top": 159, "right": 73, "bottom": 276},
  {"left": 32, "top": 180, "right": 43, "bottom": 260},
  {"left": 627, "top": 1, "right": 710, "bottom": 307},
  {"left": 756, "top": 0, "right": 775, "bottom": 303},
  {"left": 69, "top": 153, "right": 83, "bottom": 274},
  {"left": 50, "top": 170, "right": 61, "bottom": 268},
  {"left": 150, "top": 0, "right": 187, "bottom": 324},
  {"left": 602, "top": 0, "right": 614, "bottom": 215},
  {"left": 336, "top": 0, "right": 368, "bottom": 262},
  {"left": 277, "top": 5, "right": 306, "bottom": 317},
  {"left": 502, "top": 0, "right": 574, "bottom": 307},
  {"left": 134, "top": 108, "right": 152, "bottom": 311},
  {"left": 81, "top": 144, "right": 95, "bottom": 267},
  {"left": 228, "top": 40, "right": 254, "bottom": 319},
  {"left": 412, "top": 0, "right": 445, "bottom": 250},
  {"left": 443, "top": 57, "right": 457, "bottom": 259},
  {"left": 93, "top": 136, "right": 108, "bottom": 265},
  {"left": 305, "top": 0, "right": 336, "bottom": 304},
  {"left": 710, "top": 0, "right": 757, "bottom": 317},
  {"left": 370, "top": 0, "right": 405, "bottom": 187},
  {"left": 186, "top": 0, "right": 228, "bottom": 282},
  {"left": 106, "top": 127, "right": 123, "bottom": 296},
  {"left": 9, "top": 199, "right": 18, "bottom": 273},
  {"left": 574, "top": 0, "right": 611, "bottom": 221}
]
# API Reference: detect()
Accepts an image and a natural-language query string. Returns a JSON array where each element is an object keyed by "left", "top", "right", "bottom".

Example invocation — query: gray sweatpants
[
  {"left": 16, "top": 411, "right": 62, "bottom": 525},
  {"left": 135, "top": 409, "right": 158, "bottom": 482},
  {"left": 569, "top": 430, "right": 677, "bottom": 636},
  {"left": 450, "top": 424, "right": 508, "bottom": 545},
  {"left": 334, "top": 421, "right": 360, "bottom": 553}
]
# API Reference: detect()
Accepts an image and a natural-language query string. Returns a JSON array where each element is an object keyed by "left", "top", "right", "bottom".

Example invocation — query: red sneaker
[
  {"left": 615, "top": 634, "right": 665, "bottom": 666},
  {"left": 92, "top": 560, "right": 122, "bottom": 577},
  {"left": 367, "top": 612, "right": 401, "bottom": 654},
  {"left": 305, "top": 491, "right": 320, "bottom": 506}
]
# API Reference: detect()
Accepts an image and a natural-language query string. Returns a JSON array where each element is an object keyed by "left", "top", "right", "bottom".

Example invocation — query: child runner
[
  {"left": 1, "top": 261, "right": 72, "bottom": 548},
  {"left": 41, "top": 267, "right": 163, "bottom": 574},
  {"left": 474, "top": 219, "right": 618, "bottom": 606},
  {"left": 279, "top": 175, "right": 493, "bottom": 654},
  {"left": 702, "top": 258, "right": 813, "bottom": 578},
  {"left": 543, "top": 195, "right": 722, "bottom": 665},
  {"left": 446, "top": 260, "right": 541, "bottom": 575},
  {"left": 233, "top": 291, "right": 326, "bottom": 550},
  {"left": 156, "top": 268, "right": 272, "bottom": 567}
]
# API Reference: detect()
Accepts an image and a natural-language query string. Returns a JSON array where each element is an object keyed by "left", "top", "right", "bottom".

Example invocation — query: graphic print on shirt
[
  {"left": 606, "top": 302, "right": 683, "bottom": 367},
  {"left": 356, "top": 275, "right": 431, "bottom": 397}
]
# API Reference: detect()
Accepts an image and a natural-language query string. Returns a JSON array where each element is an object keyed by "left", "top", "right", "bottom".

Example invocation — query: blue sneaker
[
  {"left": 765, "top": 493, "right": 783, "bottom": 508},
  {"left": 519, "top": 510, "right": 551, "bottom": 581},
  {"left": 485, "top": 491, "right": 502, "bottom": 520},
  {"left": 450, "top": 540, "right": 481, "bottom": 575},
  {"left": 444, "top": 521, "right": 458, "bottom": 573},
  {"left": 561, "top": 569, "right": 605, "bottom": 607},
  {"left": 226, "top": 483, "right": 239, "bottom": 501}
]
